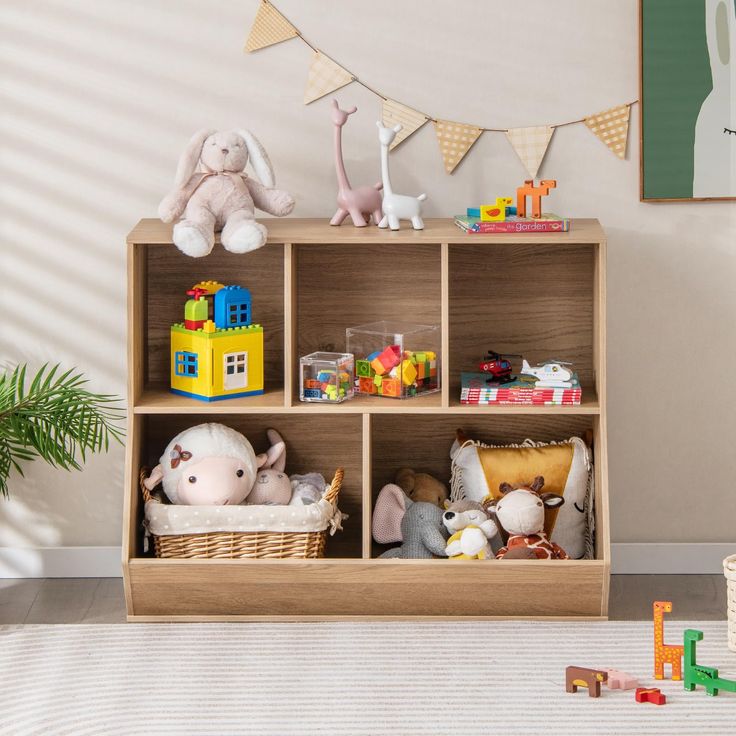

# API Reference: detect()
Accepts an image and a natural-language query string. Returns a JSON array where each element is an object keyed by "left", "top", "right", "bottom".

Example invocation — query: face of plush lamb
[{"left": 176, "top": 456, "right": 252, "bottom": 506}]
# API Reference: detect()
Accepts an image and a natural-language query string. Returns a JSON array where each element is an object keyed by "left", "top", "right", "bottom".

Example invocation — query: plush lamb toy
[
  {"left": 442, "top": 499, "right": 499, "bottom": 560},
  {"left": 247, "top": 429, "right": 291, "bottom": 506},
  {"left": 372, "top": 484, "right": 448, "bottom": 559},
  {"left": 158, "top": 128, "right": 295, "bottom": 258},
  {"left": 143, "top": 423, "right": 259, "bottom": 505},
  {"left": 483, "top": 476, "right": 569, "bottom": 560}
]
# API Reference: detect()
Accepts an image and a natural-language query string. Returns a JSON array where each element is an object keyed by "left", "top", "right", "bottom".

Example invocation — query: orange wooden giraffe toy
[
  {"left": 516, "top": 179, "right": 557, "bottom": 218},
  {"left": 653, "top": 600, "right": 683, "bottom": 680}
]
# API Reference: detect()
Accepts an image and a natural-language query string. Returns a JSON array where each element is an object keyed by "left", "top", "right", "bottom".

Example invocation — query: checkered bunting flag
[
  {"left": 245, "top": 1, "right": 298, "bottom": 53},
  {"left": 584, "top": 104, "right": 630, "bottom": 159},
  {"left": 382, "top": 99, "right": 430, "bottom": 150},
  {"left": 505, "top": 125, "right": 555, "bottom": 179},
  {"left": 304, "top": 51, "right": 355, "bottom": 104},
  {"left": 433, "top": 119, "right": 483, "bottom": 174}
]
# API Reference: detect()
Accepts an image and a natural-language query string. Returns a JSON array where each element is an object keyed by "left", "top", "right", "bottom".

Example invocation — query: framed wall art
[{"left": 640, "top": 0, "right": 735, "bottom": 201}]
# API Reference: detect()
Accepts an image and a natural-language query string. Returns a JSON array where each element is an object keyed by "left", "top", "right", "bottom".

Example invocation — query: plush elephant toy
[
  {"left": 372, "top": 484, "right": 448, "bottom": 559},
  {"left": 158, "top": 128, "right": 295, "bottom": 258}
]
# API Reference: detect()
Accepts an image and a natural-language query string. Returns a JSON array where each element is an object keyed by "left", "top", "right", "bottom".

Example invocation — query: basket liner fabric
[{"left": 145, "top": 497, "right": 343, "bottom": 537}]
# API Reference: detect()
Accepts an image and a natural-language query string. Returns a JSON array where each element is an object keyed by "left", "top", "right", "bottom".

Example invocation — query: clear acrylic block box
[
  {"left": 299, "top": 352, "right": 354, "bottom": 403},
  {"left": 346, "top": 321, "right": 440, "bottom": 399}
]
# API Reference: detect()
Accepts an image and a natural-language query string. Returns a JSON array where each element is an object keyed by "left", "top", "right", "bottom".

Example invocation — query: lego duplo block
[
  {"left": 400, "top": 359, "right": 417, "bottom": 386},
  {"left": 359, "top": 377, "right": 376, "bottom": 394},
  {"left": 317, "top": 370, "right": 336, "bottom": 383},
  {"left": 356, "top": 359, "right": 373, "bottom": 378},
  {"left": 305, "top": 379, "right": 321, "bottom": 389},
  {"left": 414, "top": 351, "right": 427, "bottom": 364},
  {"left": 373, "top": 374, "right": 383, "bottom": 388},
  {"left": 370, "top": 357, "right": 387, "bottom": 375},
  {"left": 382, "top": 377, "right": 401, "bottom": 397},
  {"left": 303, "top": 388, "right": 321, "bottom": 399},
  {"left": 374, "top": 345, "right": 401, "bottom": 373}
]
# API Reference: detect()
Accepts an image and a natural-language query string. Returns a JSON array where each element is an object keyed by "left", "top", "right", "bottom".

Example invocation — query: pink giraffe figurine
[{"left": 330, "top": 100, "right": 383, "bottom": 227}]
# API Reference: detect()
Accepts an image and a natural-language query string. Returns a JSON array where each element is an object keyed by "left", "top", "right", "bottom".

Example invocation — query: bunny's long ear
[
  {"left": 266, "top": 429, "right": 286, "bottom": 472},
  {"left": 174, "top": 128, "right": 214, "bottom": 188},
  {"left": 238, "top": 129, "right": 275, "bottom": 188}
]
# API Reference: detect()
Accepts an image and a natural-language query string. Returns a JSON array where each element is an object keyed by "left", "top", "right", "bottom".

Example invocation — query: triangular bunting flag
[
  {"left": 433, "top": 119, "right": 483, "bottom": 174},
  {"left": 505, "top": 126, "right": 555, "bottom": 179},
  {"left": 245, "top": 1, "right": 298, "bottom": 53},
  {"left": 304, "top": 51, "right": 354, "bottom": 104},
  {"left": 382, "top": 99, "right": 429, "bottom": 150},
  {"left": 584, "top": 104, "right": 630, "bottom": 159}
]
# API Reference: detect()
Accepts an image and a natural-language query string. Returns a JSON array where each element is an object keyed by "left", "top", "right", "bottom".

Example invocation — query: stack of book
[
  {"left": 454, "top": 214, "right": 571, "bottom": 234},
  {"left": 460, "top": 373, "right": 582, "bottom": 406}
]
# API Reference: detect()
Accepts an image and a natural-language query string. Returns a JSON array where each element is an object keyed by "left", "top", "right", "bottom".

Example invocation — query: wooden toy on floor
[
  {"left": 603, "top": 668, "right": 638, "bottom": 690},
  {"left": 565, "top": 666, "right": 607, "bottom": 697},
  {"left": 635, "top": 687, "right": 666, "bottom": 705},
  {"left": 330, "top": 100, "right": 383, "bottom": 227},
  {"left": 516, "top": 179, "right": 557, "bottom": 218},
  {"left": 683, "top": 628, "right": 736, "bottom": 696},
  {"left": 376, "top": 121, "right": 427, "bottom": 230},
  {"left": 653, "top": 601, "right": 684, "bottom": 680}
]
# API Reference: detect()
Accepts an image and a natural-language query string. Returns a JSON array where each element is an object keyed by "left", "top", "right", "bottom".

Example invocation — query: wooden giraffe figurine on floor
[
  {"left": 516, "top": 179, "right": 557, "bottom": 218},
  {"left": 653, "top": 600, "right": 684, "bottom": 680}
]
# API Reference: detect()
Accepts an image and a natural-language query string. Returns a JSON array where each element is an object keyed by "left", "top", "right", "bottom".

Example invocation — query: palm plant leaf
[{"left": 0, "top": 364, "right": 125, "bottom": 497}]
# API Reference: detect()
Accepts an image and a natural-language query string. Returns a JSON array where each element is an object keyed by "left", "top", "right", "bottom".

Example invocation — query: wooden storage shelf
[{"left": 124, "top": 218, "right": 608, "bottom": 620}]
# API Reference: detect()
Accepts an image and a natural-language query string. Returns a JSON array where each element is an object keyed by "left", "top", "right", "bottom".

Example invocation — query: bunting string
[{"left": 245, "top": 0, "right": 638, "bottom": 175}]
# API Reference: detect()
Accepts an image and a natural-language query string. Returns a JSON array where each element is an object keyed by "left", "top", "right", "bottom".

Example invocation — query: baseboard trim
[
  {"left": 611, "top": 543, "right": 733, "bottom": 574},
  {"left": 0, "top": 547, "right": 122, "bottom": 578},
  {"left": 0, "top": 544, "right": 731, "bottom": 577}
]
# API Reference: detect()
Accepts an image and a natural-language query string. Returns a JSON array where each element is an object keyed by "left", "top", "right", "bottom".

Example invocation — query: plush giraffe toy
[{"left": 653, "top": 600, "right": 684, "bottom": 680}]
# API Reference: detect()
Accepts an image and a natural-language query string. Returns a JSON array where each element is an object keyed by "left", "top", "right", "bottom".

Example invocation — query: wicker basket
[
  {"left": 140, "top": 467, "right": 343, "bottom": 559},
  {"left": 724, "top": 554, "right": 736, "bottom": 651}
]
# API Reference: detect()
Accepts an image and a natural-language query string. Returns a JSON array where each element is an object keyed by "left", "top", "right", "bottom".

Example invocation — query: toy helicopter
[
  {"left": 479, "top": 350, "right": 522, "bottom": 384},
  {"left": 520, "top": 359, "right": 574, "bottom": 386}
]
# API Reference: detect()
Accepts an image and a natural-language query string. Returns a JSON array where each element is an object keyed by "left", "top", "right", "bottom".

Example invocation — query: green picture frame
[{"left": 640, "top": 0, "right": 735, "bottom": 201}]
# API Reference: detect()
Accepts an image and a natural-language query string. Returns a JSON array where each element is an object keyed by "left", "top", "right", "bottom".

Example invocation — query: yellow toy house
[{"left": 170, "top": 281, "right": 264, "bottom": 401}]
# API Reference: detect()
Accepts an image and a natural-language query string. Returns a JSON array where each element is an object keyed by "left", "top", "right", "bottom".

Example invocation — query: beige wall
[{"left": 1, "top": 0, "right": 734, "bottom": 549}]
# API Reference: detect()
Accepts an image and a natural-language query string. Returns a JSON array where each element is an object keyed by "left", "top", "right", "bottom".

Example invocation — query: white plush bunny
[{"left": 159, "top": 129, "right": 295, "bottom": 258}]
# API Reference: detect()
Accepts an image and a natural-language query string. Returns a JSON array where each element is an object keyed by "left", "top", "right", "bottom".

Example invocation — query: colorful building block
[
  {"left": 565, "top": 666, "right": 607, "bottom": 698},
  {"left": 303, "top": 388, "right": 321, "bottom": 399},
  {"left": 399, "top": 359, "right": 417, "bottom": 386},
  {"left": 466, "top": 207, "right": 481, "bottom": 218},
  {"left": 604, "top": 669, "right": 638, "bottom": 690},
  {"left": 381, "top": 377, "right": 401, "bottom": 397},
  {"left": 214, "top": 285, "right": 252, "bottom": 329},
  {"left": 359, "top": 376, "right": 376, "bottom": 394}
]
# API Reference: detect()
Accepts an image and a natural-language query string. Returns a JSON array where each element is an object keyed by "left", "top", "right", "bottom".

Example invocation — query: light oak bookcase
[{"left": 124, "top": 218, "right": 608, "bottom": 621}]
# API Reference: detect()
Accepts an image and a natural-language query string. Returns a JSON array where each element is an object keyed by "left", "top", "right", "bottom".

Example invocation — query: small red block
[{"left": 635, "top": 687, "right": 666, "bottom": 705}]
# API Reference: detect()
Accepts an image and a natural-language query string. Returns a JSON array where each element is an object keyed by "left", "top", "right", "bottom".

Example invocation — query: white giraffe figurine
[{"left": 376, "top": 121, "right": 427, "bottom": 230}]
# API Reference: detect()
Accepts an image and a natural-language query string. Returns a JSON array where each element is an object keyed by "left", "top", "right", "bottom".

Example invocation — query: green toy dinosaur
[{"left": 683, "top": 629, "right": 736, "bottom": 697}]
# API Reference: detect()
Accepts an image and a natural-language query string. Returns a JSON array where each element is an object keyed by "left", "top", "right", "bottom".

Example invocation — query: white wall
[{"left": 1, "top": 0, "right": 735, "bottom": 562}]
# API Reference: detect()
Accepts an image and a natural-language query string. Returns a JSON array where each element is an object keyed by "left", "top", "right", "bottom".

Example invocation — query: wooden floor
[{"left": 0, "top": 575, "right": 727, "bottom": 624}]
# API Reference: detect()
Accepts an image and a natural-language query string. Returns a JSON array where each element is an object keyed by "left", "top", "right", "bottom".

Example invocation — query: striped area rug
[{"left": 1, "top": 622, "right": 735, "bottom": 735}]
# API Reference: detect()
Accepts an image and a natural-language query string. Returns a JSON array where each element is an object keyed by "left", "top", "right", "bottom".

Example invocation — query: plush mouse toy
[
  {"left": 442, "top": 499, "right": 499, "bottom": 560},
  {"left": 159, "top": 128, "right": 295, "bottom": 258},
  {"left": 483, "top": 476, "right": 569, "bottom": 560},
  {"left": 143, "top": 423, "right": 259, "bottom": 506}
]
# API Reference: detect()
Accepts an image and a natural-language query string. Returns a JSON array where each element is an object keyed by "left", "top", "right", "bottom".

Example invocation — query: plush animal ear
[
  {"left": 530, "top": 475, "right": 545, "bottom": 493},
  {"left": 392, "top": 124, "right": 402, "bottom": 133},
  {"left": 456, "top": 428, "right": 469, "bottom": 444},
  {"left": 394, "top": 467, "right": 415, "bottom": 494},
  {"left": 256, "top": 452, "right": 268, "bottom": 469},
  {"left": 372, "top": 484, "right": 409, "bottom": 544},
  {"left": 266, "top": 429, "right": 286, "bottom": 472},
  {"left": 499, "top": 482, "right": 514, "bottom": 495},
  {"left": 443, "top": 499, "right": 451, "bottom": 510},
  {"left": 173, "top": 128, "right": 214, "bottom": 188},
  {"left": 143, "top": 464, "right": 164, "bottom": 491},
  {"left": 541, "top": 492, "right": 565, "bottom": 509},
  {"left": 238, "top": 129, "right": 275, "bottom": 187}
]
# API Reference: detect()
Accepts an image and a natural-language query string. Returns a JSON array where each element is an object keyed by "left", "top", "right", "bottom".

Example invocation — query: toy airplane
[{"left": 521, "top": 359, "right": 574, "bottom": 387}]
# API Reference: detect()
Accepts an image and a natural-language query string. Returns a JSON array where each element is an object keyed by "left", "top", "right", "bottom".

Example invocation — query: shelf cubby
[{"left": 124, "top": 218, "right": 608, "bottom": 621}]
